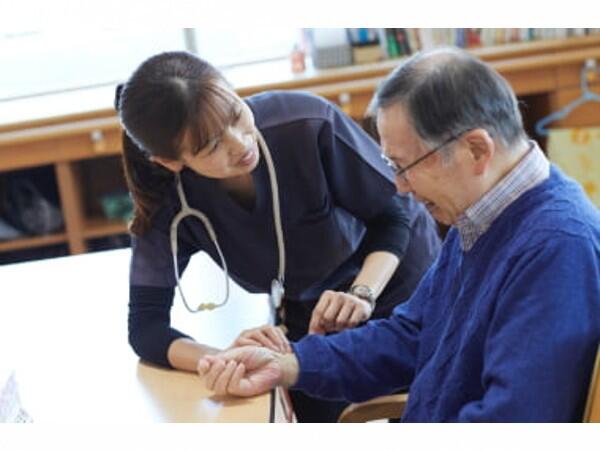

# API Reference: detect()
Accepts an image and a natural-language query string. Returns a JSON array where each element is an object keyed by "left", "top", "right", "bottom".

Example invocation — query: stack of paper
[{"left": 0, "top": 369, "right": 32, "bottom": 423}]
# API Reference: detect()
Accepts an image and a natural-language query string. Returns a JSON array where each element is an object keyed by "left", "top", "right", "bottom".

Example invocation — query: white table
[{"left": 0, "top": 248, "right": 281, "bottom": 423}]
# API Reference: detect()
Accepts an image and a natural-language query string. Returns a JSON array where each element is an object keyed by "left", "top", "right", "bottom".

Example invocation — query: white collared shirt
[{"left": 455, "top": 141, "right": 550, "bottom": 252}]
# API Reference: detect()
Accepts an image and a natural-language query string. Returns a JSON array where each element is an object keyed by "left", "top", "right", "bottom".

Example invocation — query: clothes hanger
[{"left": 535, "top": 58, "right": 600, "bottom": 137}]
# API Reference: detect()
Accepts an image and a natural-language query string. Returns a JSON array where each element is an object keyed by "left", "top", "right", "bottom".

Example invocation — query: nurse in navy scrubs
[{"left": 118, "top": 51, "right": 441, "bottom": 422}]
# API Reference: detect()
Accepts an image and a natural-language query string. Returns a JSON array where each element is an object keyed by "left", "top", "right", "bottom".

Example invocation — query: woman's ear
[
  {"left": 150, "top": 156, "right": 185, "bottom": 173},
  {"left": 463, "top": 129, "right": 495, "bottom": 176}
]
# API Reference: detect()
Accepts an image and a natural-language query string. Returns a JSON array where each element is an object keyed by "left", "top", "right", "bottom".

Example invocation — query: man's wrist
[{"left": 275, "top": 352, "right": 300, "bottom": 387}]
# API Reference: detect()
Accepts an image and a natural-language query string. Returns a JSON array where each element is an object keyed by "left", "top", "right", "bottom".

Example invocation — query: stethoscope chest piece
[{"left": 270, "top": 278, "right": 284, "bottom": 309}]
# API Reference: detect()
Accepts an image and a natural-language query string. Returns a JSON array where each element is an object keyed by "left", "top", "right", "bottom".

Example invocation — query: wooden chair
[
  {"left": 338, "top": 345, "right": 600, "bottom": 423},
  {"left": 338, "top": 392, "right": 408, "bottom": 423},
  {"left": 583, "top": 344, "right": 600, "bottom": 423}
]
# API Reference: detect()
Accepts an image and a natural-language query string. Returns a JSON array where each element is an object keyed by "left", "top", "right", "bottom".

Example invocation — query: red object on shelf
[{"left": 290, "top": 45, "right": 306, "bottom": 74}]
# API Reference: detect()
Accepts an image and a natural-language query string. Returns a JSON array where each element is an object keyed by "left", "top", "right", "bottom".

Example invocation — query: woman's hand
[
  {"left": 230, "top": 325, "right": 291, "bottom": 354},
  {"left": 308, "top": 290, "right": 373, "bottom": 335}
]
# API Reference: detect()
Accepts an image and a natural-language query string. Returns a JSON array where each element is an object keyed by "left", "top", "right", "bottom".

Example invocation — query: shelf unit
[
  {"left": 1, "top": 35, "right": 600, "bottom": 262},
  {"left": 0, "top": 232, "right": 68, "bottom": 253}
]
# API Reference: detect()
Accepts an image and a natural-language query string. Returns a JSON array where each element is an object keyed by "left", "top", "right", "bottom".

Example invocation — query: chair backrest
[
  {"left": 583, "top": 344, "right": 600, "bottom": 423},
  {"left": 337, "top": 393, "right": 408, "bottom": 423}
]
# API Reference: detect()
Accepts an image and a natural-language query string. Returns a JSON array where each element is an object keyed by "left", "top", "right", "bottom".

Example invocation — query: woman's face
[
  {"left": 181, "top": 92, "right": 260, "bottom": 179},
  {"left": 153, "top": 88, "right": 260, "bottom": 179}
]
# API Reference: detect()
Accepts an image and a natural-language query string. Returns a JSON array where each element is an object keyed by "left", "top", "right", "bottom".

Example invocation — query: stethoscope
[{"left": 169, "top": 130, "right": 285, "bottom": 324}]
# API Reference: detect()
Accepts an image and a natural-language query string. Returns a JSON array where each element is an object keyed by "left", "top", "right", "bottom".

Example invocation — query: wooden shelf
[
  {"left": 0, "top": 217, "right": 131, "bottom": 258},
  {"left": 83, "top": 217, "right": 129, "bottom": 239},
  {"left": 0, "top": 232, "right": 68, "bottom": 252},
  {"left": 0, "top": 117, "right": 122, "bottom": 172},
  {"left": 1, "top": 34, "right": 600, "bottom": 262},
  {"left": 2, "top": 35, "right": 600, "bottom": 135},
  {"left": 233, "top": 35, "right": 600, "bottom": 97},
  {"left": 3, "top": 39, "right": 600, "bottom": 156}
]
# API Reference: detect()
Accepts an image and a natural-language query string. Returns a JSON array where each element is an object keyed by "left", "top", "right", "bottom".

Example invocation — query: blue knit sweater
[{"left": 292, "top": 166, "right": 600, "bottom": 422}]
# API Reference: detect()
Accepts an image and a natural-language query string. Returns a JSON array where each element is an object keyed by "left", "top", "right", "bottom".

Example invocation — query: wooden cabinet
[
  {"left": 0, "top": 117, "right": 126, "bottom": 256},
  {"left": 1, "top": 35, "right": 600, "bottom": 262}
]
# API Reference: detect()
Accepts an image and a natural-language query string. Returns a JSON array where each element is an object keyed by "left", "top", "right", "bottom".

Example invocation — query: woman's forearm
[
  {"left": 352, "top": 251, "right": 400, "bottom": 300},
  {"left": 167, "top": 338, "right": 221, "bottom": 372}
]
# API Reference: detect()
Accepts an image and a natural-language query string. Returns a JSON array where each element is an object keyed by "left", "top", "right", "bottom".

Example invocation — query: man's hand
[
  {"left": 230, "top": 325, "right": 291, "bottom": 353},
  {"left": 308, "top": 290, "right": 373, "bottom": 335},
  {"left": 197, "top": 346, "right": 299, "bottom": 397}
]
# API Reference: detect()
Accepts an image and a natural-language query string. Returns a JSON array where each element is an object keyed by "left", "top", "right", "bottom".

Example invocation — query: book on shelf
[
  {"left": 367, "top": 28, "right": 600, "bottom": 61},
  {"left": 395, "top": 28, "right": 411, "bottom": 55}
]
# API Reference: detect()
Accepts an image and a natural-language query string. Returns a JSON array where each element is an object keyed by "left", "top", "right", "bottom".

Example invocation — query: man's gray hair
[{"left": 371, "top": 47, "right": 527, "bottom": 150}]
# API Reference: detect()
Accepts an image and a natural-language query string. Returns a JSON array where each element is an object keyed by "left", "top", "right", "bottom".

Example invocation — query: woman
[{"left": 118, "top": 51, "right": 441, "bottom": 422}]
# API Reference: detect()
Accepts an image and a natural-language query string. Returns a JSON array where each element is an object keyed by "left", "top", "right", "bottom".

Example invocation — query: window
[
  {"left": 0, "top": 28, "right": 301, "bottom": 101},
  {"left": 0, "top": 30, "right": 186, "bottom": 101},
  {"left": 192, "top": 28, "right": 301, "bottom": 67}
]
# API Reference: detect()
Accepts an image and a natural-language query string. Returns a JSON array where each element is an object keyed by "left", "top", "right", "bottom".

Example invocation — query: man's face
[{"left": 376, "top": 103, "right": 470, "bottom": 225}]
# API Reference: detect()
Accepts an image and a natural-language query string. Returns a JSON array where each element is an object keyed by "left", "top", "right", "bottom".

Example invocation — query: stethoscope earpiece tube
[{"left": 257, "top": 131, "right": 286, "bottom": 321}]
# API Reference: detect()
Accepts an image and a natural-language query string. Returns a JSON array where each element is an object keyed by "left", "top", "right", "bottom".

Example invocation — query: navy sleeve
[
  {"left": 128, "top": 207, "right": 196, "bottom": 368},
  {"left": 318, "top": 102, "right": 397, "bottom": 221},
  {"left": 128, "top": 285, "right": 193, "bottom": 368},
  {"left": 290, "top": 261, "right": 436, "bottom": 402},
  {"left": 130, "top": 222, "right": 192, "bottom": 287},
  {"left": 359, "top": 194, "right": 411, "bottom": 260},
  {"left": 458, "top": 236, "right": 600, "bottom": 422}
]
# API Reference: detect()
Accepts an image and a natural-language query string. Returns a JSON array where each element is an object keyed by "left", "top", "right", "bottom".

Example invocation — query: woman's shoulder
[{"left": 245, "top": 90, "right": 335, "bottom": 130}]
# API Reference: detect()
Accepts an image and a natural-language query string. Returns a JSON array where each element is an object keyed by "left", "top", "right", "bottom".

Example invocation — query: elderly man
[{"left": 197, "top": 48, "right": 600, "bottom": 422}]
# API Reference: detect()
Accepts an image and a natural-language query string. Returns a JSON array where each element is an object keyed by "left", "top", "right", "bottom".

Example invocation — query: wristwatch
[{"left": 347, "top": 284, "right": 376, "bottom": 310}]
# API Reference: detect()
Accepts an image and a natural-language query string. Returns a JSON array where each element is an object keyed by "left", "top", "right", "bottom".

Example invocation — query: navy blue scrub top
[{"left": 129, "top": 91, "right": 440, "bottom": 309}]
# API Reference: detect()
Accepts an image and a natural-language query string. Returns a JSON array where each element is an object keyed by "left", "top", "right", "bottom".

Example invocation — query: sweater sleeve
[
  {"left": 290, "top": 262, "right": 437, "bottom": 402},
  {"left": 458, "top": 236, "right": 600, "bottom": 422},
  {"left": 128, "top": 285, "right": 193, "bottom": 368}
]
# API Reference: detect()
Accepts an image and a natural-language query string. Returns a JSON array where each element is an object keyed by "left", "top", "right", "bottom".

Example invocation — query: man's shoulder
[{"left": 501, "top": 166, "right": 600, "bottom": 249}]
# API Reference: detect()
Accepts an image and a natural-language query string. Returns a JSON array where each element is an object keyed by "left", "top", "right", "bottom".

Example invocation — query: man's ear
[
  {"left": 463, "top": 129, "right": 495, "bottom": 176},
  {"left": 150, "top": 156, "right": 185, "bottom": 173}
]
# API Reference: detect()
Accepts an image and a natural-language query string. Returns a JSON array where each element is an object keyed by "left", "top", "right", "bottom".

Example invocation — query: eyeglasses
[{"left": 381, "top": 130, "right": 472, "bottom": 181}]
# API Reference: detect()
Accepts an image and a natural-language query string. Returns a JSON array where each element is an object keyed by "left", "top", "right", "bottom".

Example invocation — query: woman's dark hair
[
  {"left": 115, "top": 51, "right": 238, "bottom": 235},
  {"left": 370, "top": 47, "right": 527, "bottom": 152}
]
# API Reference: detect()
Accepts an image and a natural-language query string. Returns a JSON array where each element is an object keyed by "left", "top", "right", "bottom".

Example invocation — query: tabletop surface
[{"left": 0, "top": 248, "right": 274, "bottom": 423}]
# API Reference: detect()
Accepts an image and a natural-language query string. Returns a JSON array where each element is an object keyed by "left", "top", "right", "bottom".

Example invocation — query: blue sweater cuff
[{"left": 290, "top": 336, "right": 329, "bottom": 393}]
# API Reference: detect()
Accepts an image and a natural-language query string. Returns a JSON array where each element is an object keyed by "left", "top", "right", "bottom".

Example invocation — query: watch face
[
  {"left": 350, "top": 285, "right": 375, "bottom": 305},
  {"left": 352, "top": 285, "right": 370, "bottom": 295}
]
